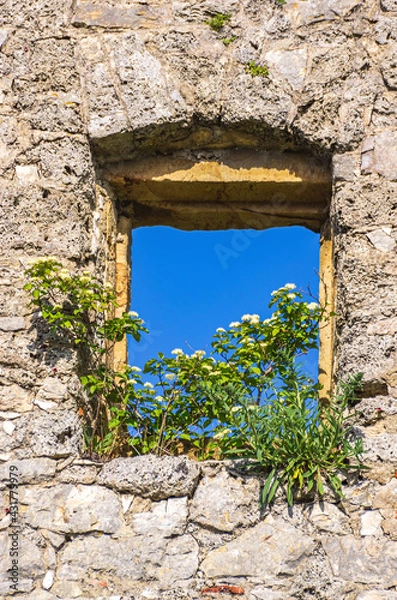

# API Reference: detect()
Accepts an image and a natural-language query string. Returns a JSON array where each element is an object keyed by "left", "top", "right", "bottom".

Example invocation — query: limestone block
[
  {"left": 200, "top": 516, "right": 315, "bottom": 578},
  {"left": 132, "top": 497, "right": 188, "bottom": 536},
  {"left": 103, "top": 33, "right": 186, "bottom": 129},
  {"left": 264, "top": 46, "right": 308, "bottom": 91},
  {"left": 372, "top": 479, "right": 397, "bottom": 510},
  {"left": 98, "top": 455, "right": 200, "bottom": 499},
  {"left": 189, "top": 469, "right": 260, "bottom": 532},
  {"left": 323, "top": 535, "right": 397, "bottom": 586},
  {"left": 304, "top": 502, "right": 350, "bottom": 534},
  {"left": 72, "top": 1, "right": 172, "bottom": 29},
  {"left": 0, "top": 316, "right": 25, "bottom": 331},
  {"left": 287, "top": 0, "right": 360, "bottom": 25},
  {"left": 360, "top": 511, "right": 383, "bottom": 536},
  {"left": 20, "top": 484, "right": 123, "bottom": 534},
  {"left": 0, "top": 531, "right": 45, "bottom": 582},
  {"left": 35, "top": 377, "right": 68, "bottom": 402},
  {"left": 59, "top": 532, "right": 199, "bottom": 584},
  {"left": 15, "top": 165, "right": 39, "bottom": 184},
  {"left": 0, "top": 384, "right": 32, "bottom": 413},
  {"left": 77, "top": 36, "right": 129, "bottom": 139},
  {"left": 381, "top": 46, "right": 397, "bottom": 90},
  {"left": 363, "top": 433, "right": 397, "bottom": 463},
  {"left": 366, "top": 228, "right": 396, "bottom": 253},
  {"left": 27, "top": 410, "right": 82, "bottom": 458},
  {"left": 361, "top": 132, "right": 397, "bottom": 180},
  {"left": 0, "top": 458, "right": 56, "bottom": 486},
  {"left": 42, "top": 570, "right": 54, "bottom": 590}
]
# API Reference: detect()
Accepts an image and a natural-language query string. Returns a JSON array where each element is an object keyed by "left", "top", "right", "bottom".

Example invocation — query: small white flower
[
  {"left": 241, "top": 314, "right": 251, "bottom": 321},
  {"left": 248, "top": 404, "right": 258, "bottom": 411},
  {"left": 250, "top": 314, "right": 260, "bottom": 324},
  {"left": 231, "top": 406, "right": 241, "bottom": 413},
  {"left": 129, "top": 379, "right": 137, "bottom": 385},
  {"left": 271, "top": 290, "right": 278, "bottom": 296},
  {"left": 284, "top": 283, "right": 296, "bottom": 290},
  {"left": 287, "top": 293, "right": 296, "bottom": 300},
  {"left": 202, "top": 365, "right": 213, "bottom": 371},
  {"left": 143, "top": 382, "right": 153, "bottom": 388},
  {"left": 171, "top": 348, "right": 183, "bottom": 355},
  {"left": 155, "top": 395, "right": 164, "bottom": 402},
  {"left": 213, "top": 428, "right": 231, "bottom": 439},
  {"left": 229, "top": 321, "right": 240, "bottom": 328},
  {"left": 128, "top": 311, "right": 139, "bottom": 317},
  {"left": 192, "top": 350, "right": 206, "bottom": 358},
  {"left": 130, "top": 366, "right": 141, "bottom": 372},
  {"left": 165, "top": 373, "right": 176, "bottom": 381},
  {"left": 307, "top": 302, "right": 319, "bottom": 310},
  {"left": 216, "top": 327, "right": 226, "bottom": 333},
  {"left": 262, "top": 318, "right": 271, "bottom": 325}
]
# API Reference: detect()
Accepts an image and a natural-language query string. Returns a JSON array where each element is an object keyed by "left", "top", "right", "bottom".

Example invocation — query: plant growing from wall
[
  {"left": 24, "top": 258, "right": 147, "bottom": 455},
  {"left": 244, "top": 60, "right": 269, "bottom": 77},
  {"left": 25, "top": 261, "right": 365, "bottom": 504},
  {"left": 205, "top": 12, "right": 231, "bottom": 32}
]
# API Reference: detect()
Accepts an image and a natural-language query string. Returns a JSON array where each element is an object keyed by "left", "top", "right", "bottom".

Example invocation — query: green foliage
[
  {"left": 244, "top": 60, "right": 269, "bottom": 77},
  {"left": 24, "top": 258, "right": 147, "bottom": 455},
  {"left": 202, "top": 371, "right": 365, "bottom": 506},
  {"left": 205, "top": 12, "right": 231, "bottom": 32},
  {"left": 222, "top": 36, "right": 236, "bottom": 46},
  {"left": 25, "top": 262, "right": 366, "bottom": 505}
]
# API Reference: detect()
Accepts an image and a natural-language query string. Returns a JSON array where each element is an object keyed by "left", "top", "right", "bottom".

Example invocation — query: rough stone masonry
[{"left": 0, "top": 0, "right": 397, "bottom": 598}]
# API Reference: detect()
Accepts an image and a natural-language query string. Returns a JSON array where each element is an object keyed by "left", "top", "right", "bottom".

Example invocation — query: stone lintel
[{"left": 104, "top": 151, "right": 331, "bottom": 232}]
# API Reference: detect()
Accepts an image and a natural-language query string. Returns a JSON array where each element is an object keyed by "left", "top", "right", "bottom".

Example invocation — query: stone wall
[{"left": 0, "top": 0, "right": 397, "bottom": 598}]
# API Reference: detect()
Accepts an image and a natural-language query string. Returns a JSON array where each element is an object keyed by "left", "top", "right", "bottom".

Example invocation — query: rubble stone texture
[{"left": 0, "top": 0, "right": 397, "bottom": 598}]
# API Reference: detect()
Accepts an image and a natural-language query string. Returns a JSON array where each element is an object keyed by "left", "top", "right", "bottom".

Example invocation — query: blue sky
[{"left": 128, "top": 225, "right": 320, "bottom": 378}]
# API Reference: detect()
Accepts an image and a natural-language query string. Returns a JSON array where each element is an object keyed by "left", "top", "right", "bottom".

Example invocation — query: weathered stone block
[
  {"left": 201, "top": 516, "right": 315, "bottom": 578},
  {"left": 361, "top": 132, "right": 397, "bottom": 180},
  {"left": 286, "top": 0, "right": 360, "bottom": 25},
  {"left": 0, "top": 316, "right": 25, "bottom": 331},
  {"left": 190, "top": 469, "right": 260, "bottom": 532},
  {"left": 132, "top": 497, "right": 188, "bottom": 536},
  {"left": 323, "top": 535, "right": 397, "bottom": 585},
  {"left": 59, "top": 531, "right": 199, "bottom": 584},
  {"left": 0, "top": 458, "right": 56, "bottom": 487},
  {"left": 372, "top": 478, "right": 397, "bottom": 510},
  {"left": 72, "top": 1, "right": 172, "bottom": 29},
  {"left": 26, "top": 411, "right": 83, "bottom": 458},
  {"left": 381, "top": 46, "right": 397, "bottom": 90},
  {"left": 20, "top": 483, "right": 123, "bottom": 533},
  {"left": 98, "top": 455, "right": 200, "bottom": 499},
  {"left": 360, "top": 510, "right": 383, "bottom": 536},
  {"left": 304, "top": 502, "right": 350, "bottom": 534}
]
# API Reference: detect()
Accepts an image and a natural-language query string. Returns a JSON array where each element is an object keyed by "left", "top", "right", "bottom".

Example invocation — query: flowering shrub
[{"left": 25, "top": 260, "right": 365, "bottom": 504}]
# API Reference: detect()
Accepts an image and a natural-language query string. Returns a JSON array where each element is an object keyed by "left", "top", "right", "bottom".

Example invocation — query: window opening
[{"left": 128, "top": 225, "right": 320, "bottom": 382}]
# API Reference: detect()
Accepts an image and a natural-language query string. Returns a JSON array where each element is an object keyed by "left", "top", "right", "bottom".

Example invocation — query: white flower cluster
[
  {"left": 307, "top": 302, "right": 319, "bottom": 310},
  {"left": 130, "top": 366, "right": 141, "bottom": 372},
  {"left": 216, "top": 327, "right": 226, "bottom": 333},
  {"left": 171, "top": 348, "right": 184, "bottom": 355},
  {"left": 241, "top": 314, "right": 260, "bottom": 324},
  {"left": 191, "top": 350, "right": 206, "bottom": 358},
  {"left": 229, "top": 321, "right": 240, "bottom": 328},
  {"left": 128, "top": 311, "right": 139, "bottom": 317}
]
